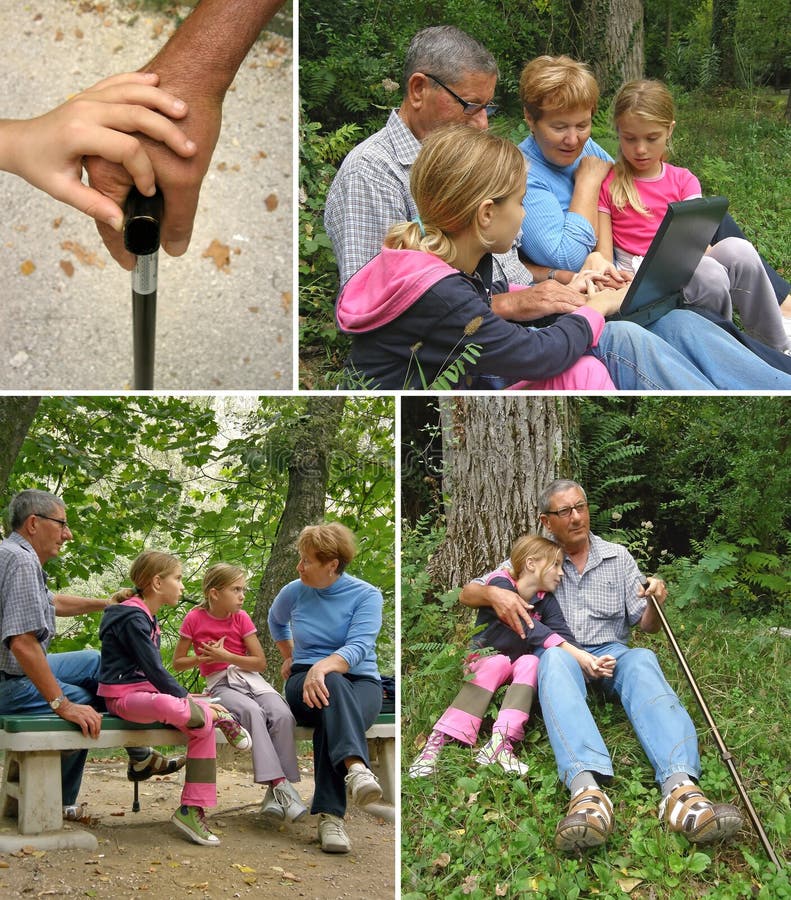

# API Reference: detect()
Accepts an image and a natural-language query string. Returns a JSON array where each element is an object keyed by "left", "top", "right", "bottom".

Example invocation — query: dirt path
[{"left": 0, "top": 752, "right": 396, "bottom": 898}]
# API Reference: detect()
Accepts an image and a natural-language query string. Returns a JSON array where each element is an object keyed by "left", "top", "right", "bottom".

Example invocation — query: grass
[{"left": 401, "top": 538, "right": 791, "bottom": 897}]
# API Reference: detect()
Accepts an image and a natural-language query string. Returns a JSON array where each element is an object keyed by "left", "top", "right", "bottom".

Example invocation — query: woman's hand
[
  {"left": 2, "top": 72, "right": 196, "bottom": 231},
  {"left": 280, "top": 656, "right": 293, "bottom": 681},
  {"left": 302, "top": 663, "right": 331, "bottom": 709}
]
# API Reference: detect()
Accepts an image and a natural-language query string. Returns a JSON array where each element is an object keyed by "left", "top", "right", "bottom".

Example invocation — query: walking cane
[
  {"left": 648, "top": 590, "right": 784, "bottom": 870},
  {"left": 123, "top": 187, "right": 163, "bottom": 390}
]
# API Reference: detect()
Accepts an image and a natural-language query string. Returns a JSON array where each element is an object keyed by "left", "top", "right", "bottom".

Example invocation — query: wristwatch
[
  {"left": 547, "top": 268, "right": 557, "bottom": 280},
  {"left": 49, "top": 694, "right": 66, "bottom": 711}
]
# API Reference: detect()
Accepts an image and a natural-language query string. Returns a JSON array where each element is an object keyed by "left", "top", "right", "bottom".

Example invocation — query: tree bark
[
  {"left": 0, "top": 397, "right": 41, "bottom": 511},
  {"left": 426, "top": 396, "right": 573, "bottom": 592},
  {"left": 251, "top": 395, "right": 347, "bottom": 689},
  {"left": 577, "top": 0, "right": 644, "bottom": 96},
  {"left": 711, "top": 0, "right": 738, "bottom": 85}
]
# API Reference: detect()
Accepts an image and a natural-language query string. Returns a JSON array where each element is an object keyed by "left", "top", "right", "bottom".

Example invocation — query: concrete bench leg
[
  {"left": 367, "top": 737, "right": 395, "bottom": 806},
  {"left": 0, "top": 751, "right": 97, "bottom": 852}
]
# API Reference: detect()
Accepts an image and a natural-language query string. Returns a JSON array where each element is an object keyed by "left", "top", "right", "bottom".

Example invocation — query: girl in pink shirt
[
  {"left": 174, "top": 563, "right": 306, "bottom": 824},
  {"left": 597, "top": 79, "right": 789, "bottom": 354}
]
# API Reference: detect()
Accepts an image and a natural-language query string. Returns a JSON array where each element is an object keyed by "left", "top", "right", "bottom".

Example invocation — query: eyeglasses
[
  {"left": 424, "top": 74, "right": 499, "bottom": 118},
  {"left": 545, "top": 501, "right": 588, "bottom": 519},
  {"left": 36, "top": 514, "right": 70, "bottom": 530}
]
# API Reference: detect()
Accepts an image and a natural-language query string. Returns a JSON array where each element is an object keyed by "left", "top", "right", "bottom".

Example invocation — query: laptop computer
[{"left": 609, "top": 196, "right": 729, "bottom": 326}]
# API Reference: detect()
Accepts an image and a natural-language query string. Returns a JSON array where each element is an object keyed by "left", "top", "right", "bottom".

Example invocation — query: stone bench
[{"left": 0, "top": 711, "right": 395, "bottom": 851}]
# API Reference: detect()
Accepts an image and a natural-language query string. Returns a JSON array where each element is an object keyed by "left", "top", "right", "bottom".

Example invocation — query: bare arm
[
  {"left": 87, "top": 0, "right": 285, "bottom": 267},
  {"left": 274, "top": 637, "right": 295, "bottom": 680},
  {"left": 459, "top": 581, "right": 535, "bottom": 638},
  {"left": 53, "top": 594, "right": 109, "bottom": 616},
  {"left": 9, "top": 633, "right": 101, "bottom": 737}
]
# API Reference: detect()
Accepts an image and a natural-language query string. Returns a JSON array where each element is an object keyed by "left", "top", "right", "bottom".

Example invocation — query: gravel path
[{"left": 0, "top": 0, "right": 293, "bottom": 390}]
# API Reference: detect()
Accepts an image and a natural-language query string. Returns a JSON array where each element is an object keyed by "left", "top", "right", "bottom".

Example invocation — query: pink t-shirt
[
  {"left": 598, "top": 163, "right": 702, "bottom": 257},
  {"left": 179, "top": 607, "right": 257, "bottom": 676}
]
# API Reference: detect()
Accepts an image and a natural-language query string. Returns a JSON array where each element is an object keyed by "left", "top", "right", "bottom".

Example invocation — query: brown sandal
[
  {"left": 659, "top": 781, "right": 742, "bottom": 843},
  {"left": 554, "top": 786, "right": 614, "bottom": 851}
]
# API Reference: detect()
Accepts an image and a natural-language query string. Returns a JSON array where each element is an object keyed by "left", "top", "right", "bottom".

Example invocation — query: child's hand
[{"left": 1, "top": 72, "right": 196, "bottom": 231}]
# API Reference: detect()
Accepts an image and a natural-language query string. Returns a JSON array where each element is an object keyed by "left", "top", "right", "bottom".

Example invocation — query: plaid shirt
[
  {"left": 474, "top": 533, "right": 646, "bottom": 647},
  {"left": 324, "top": 108, "right": 533, "bottom": 288},
  {"left": 0, "top": 532, "right": 56, "bottom": 674}
]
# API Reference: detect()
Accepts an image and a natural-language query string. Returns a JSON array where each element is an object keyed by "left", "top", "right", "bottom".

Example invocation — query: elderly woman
[{"left": 268, "top": 522, "right": 383, "bottom": 854}]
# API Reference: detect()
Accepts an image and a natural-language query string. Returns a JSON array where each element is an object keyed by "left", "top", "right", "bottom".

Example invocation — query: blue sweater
[
  {"left": 518, "top": 134, "right": 613, "bottom": 271},
  {"left": 268, "top": 574, "right": 382, "bottom": 679}
]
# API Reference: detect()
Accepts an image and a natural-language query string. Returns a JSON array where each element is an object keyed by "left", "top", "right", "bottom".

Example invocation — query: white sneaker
[
  {"left": 261, "top": 782, "right": 308, "bottom": 823},
  {"left": 475, "top": 733, "right": 529, "bottom": 776},
  {"left": 318, "top": 813, "right": 351, "bottom": 853},
  {"left": 408, "top": 731, "right": 445, "bottom": 778},
  {"left": 344, "top": 763, "right": 383, "bottom": 807}
]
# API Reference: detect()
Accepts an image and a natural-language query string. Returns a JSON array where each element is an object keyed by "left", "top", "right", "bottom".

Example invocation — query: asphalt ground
[{"left": 0, "top": 0, "right": 293, "bottom": 390}]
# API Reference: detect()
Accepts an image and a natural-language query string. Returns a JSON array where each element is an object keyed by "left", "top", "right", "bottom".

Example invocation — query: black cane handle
[{"left": 123, "top": 187, "right": 163, "bottom": 256}]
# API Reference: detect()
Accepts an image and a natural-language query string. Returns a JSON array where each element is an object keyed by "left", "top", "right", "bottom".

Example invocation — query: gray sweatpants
[
  {"left": 683, "top": 237, "right": 790, "bottom": 352},
  {"left": 212, "top": 679, "right": 300, "bottom": 784}
]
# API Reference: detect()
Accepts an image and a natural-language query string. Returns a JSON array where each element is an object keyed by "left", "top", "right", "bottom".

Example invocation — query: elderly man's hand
[
  {"left": 492, "top": 281, "right": 587, "bottom": 321},
  {"left": 84, "top": 93, "right": 222, "bottom": 269},
  {"left": 486, "top": 585, "right": 535, "bottom": 638},
  {"left": 56, "top": 698, "right": 102, "bottom": 739},
  {"left": 640, "top": 576, "right": 667, "bottom": 607}
]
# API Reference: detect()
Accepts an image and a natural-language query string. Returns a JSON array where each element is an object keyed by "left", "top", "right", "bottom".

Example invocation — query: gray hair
[
  {"left": 402, "top": 26, "right": 498, "bottom": 93},
  {"left": 9, "top": 490, "right": 65, "bottom": 530},
  {"left": 539, "top": 480, "right": 587, "bottom": 513}
]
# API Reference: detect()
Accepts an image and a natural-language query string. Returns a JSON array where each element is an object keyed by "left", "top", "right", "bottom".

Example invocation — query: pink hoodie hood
[{"left": 336, "top": 248, "right": 458, "bottom": 333}]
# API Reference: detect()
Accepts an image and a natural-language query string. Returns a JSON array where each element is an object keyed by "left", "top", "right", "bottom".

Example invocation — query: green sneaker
[{"left": 171, "top": 805, "right": 220, "bottom": 846}]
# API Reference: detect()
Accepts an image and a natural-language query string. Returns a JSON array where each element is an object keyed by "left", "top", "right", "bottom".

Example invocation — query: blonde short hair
[
  {"left": 297, "top": 523, "right": 357, "bottom": 574},
  {"left": 384, "top": 124, "right": 526, "bottom": 267},
  {"left": 519, "top": 55, "right": 599, "bottom": 120},
  {"left": 200, "top": 562, "right": 247, "bottom": 609}
]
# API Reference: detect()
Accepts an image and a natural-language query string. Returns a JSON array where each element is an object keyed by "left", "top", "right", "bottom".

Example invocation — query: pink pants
[
  {"left": 434, "top": 653, "right": 539, "bottom": 745},
  {"left": 508, "top": 354, "right": 616, "bottom": 391},
  {"left": 106, "top": 687, "right": 217, "bottom": 808}
]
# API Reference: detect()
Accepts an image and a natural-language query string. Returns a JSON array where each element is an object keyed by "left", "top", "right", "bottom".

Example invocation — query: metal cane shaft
[
  {"left": 651, "top": 596, "right": 783, "bottom": 870},
  {"left": 124, "top": 188, "right": 163, "bottom": 390}
]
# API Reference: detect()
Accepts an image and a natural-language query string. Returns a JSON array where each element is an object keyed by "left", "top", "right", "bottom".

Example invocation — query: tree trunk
[
  {"left": 578, "top": 0, "right": 644, "bottom": 97},
  {"left": 251, "top": 395, "right": 347, "bottom": 689},
  {"left": 711, "top": 0, "right": 738, "bottom": 85},
  {"left": 0, "top": 397, "right": 41, "bottom": 511},
  {"left": 426, "top": 396, "right": 573, "bottom": 592}
]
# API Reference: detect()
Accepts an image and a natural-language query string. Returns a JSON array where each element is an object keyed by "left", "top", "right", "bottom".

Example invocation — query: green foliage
[
  {"left": 5, "top": 396, "right": 395, "bottom": 678},
  {"left": 298, "top": 108, "right": 361, "bottom": 387}
]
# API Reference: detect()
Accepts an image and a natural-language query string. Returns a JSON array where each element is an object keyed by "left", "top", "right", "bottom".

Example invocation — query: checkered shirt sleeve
[
  {"left": 0, "top": 534, "right": 56, "bottom": 673},
  {"left": 324, "top": 110, "right": 421, "bottom": 287}
]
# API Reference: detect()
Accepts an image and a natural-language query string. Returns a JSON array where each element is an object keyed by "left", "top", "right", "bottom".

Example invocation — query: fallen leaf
[
  {"left": 265, "top": 193, "right": 279, "bottom": 212},
  {"left": 60, "top": 260, "right": 74, "bottom": 277},
  {"left": 281, "top": 292, "right": 292, "bottom": 312},
  {"left": 60, "top": 240, "right": 105, "bottom": 269},
  {"left": 55, "top": 29, "right": 63, "bottom": 41},
  {"left": 248, "top": 306, "right": 260, "bottom": 314},
  {"left": 431, "top": 852, "right": 451, "bottom": 873},
  {"left": 20, "top": 260, "right": 35, "bottom": 276},
  {"left": 233, "top": 864, "right": 256, "bottom": 874},
  {"left": 617, "top": 877, "right": 644, "bottom": 893},
  {"left": 202, "top": 239, "right": 231, "bottom": 272},
  {"left": 53, "top": 217, "right": 63, "bottom": 229},
  {"left": 495, "top": 884, "right": 508, "bottom": 896}
]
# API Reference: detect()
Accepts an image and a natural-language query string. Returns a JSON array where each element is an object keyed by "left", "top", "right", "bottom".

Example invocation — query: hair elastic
[{"left": 413, "top": 215, "right": 426, "bottom": 237}]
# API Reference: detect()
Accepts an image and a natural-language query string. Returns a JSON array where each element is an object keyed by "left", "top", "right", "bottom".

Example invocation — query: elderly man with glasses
[
  {"left": 0, "top": 489, "right": 184, "bottom": 818},
  {"left": 459, "top": 479, "right": 742, "bottom": 852},
  {"left": 324, "top": 25, "right": 587, "bottom": 323}
]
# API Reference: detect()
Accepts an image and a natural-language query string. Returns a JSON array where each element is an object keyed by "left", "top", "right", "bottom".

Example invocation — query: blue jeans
[
  {"left": 596, "top": 310, "right": 791, "bottom": 389},
  {"left": 0, "top": 650, "right": 101, "bottom": 805},
  {"left": 285, "top": 667, "right": 382, "bottom": 817},
  {"left": 537, "top": 644, "right": 700, "bottom": 788}
]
